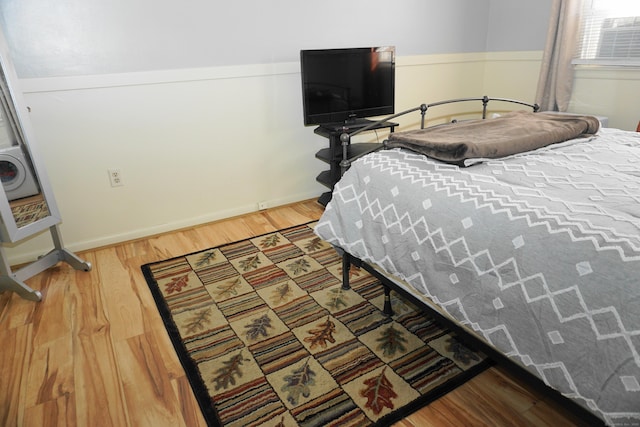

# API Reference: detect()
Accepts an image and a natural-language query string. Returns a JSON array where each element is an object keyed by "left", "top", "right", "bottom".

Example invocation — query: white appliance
[{"left": 0, "top": 145, "right": 39, "bottom": 201}]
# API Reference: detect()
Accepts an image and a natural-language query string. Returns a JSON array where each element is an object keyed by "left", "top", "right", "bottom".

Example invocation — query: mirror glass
[
  {"left": 0, "top": 97, "right": 50, "bottom": 228},
  {"left": 0, "top": 37, "right": 61, "bottom": 243}
]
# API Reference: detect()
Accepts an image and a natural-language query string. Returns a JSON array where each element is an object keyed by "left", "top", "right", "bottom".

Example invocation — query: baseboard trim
[{"left": 8, "top": 192, "right": 323, "bottom": 266}]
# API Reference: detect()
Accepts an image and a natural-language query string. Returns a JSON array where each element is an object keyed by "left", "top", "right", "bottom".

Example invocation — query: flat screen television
[{"left": 300, "top": 46, "right": 395, "bottom": 127}]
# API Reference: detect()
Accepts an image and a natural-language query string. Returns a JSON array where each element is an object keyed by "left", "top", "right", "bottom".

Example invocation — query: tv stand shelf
[{"left": 314, "top": 120, "right": 398, "bottom": 206}]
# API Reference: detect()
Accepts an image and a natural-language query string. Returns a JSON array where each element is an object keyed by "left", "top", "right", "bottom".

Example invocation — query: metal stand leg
[
  {"left": 341, "top": 252, "right": 351, "bottom": 290},
  {"left": 0, "top": 224, "right": 91, "bottom": 301},
  {"left": 383, "top": 285, "right": 394, "bottom": 316},
  {"left": 48, "top": 224, "right": 92, "bottom": 272},
  {"left": 0, "top": 273, "right": 42, "bottom": 301}
]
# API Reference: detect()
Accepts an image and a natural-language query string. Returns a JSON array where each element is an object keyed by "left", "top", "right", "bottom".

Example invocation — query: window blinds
[{"left": 575, "top": 0, "right": 640, "bottom": 65}]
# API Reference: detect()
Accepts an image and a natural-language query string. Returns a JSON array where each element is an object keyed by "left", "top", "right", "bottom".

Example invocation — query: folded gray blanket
[{"left": 385, "top": 111, "right": 601, "bottom": 165}]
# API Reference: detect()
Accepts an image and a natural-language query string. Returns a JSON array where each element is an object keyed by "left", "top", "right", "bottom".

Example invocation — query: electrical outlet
[
  {"left": 258, "top": 201, "right": 268, "bottom": 210},
  {"left": 108, "top": 168, "right": 124, "bottom": 187}
]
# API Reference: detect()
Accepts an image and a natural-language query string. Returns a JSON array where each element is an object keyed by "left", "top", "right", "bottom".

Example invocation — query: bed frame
[
  {"left": 337, "top": 95, "right": 540, "bottom": 175},
  {"left": 334, "top": 96, "right": 605, "bottom": 426}
]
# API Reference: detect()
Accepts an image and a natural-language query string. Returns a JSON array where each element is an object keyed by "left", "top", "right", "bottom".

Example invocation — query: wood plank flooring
[{"left": 0, "top": 199, "right": 588, "bottom": 426}]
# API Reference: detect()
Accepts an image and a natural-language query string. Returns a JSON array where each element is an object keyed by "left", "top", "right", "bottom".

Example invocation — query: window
[{"left": 575, "top": 0, "right": 640, "bottom": 65}]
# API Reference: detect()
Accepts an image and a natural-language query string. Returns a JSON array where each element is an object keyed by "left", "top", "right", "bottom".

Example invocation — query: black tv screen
[{"left": 300, "top": 47, "right": 395, "bottom": 127}]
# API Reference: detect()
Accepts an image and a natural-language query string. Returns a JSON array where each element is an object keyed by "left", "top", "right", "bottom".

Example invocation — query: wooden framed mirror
[{"left": 0, "top": 30, "right": 90, "bottom": 301}]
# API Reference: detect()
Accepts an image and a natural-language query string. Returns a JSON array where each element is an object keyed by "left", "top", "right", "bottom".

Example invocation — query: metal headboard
[{"left": 338, "top": 95, "right": 540, "bottom": 173}]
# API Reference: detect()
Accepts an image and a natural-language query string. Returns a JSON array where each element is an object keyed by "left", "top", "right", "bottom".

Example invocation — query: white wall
[
  {"left": 3, "top": 51, "right": 545, "bottom": 264},
  {"left": 8, "top": 63, "right": 327, "bottom": 260},
  {"left": 569, "top": 66, "right": 640, "bottom": 131}
]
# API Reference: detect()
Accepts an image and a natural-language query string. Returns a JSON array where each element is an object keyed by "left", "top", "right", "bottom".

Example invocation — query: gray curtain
[{"left": 535, "top": 0, "right": 583, "bottom": 112}]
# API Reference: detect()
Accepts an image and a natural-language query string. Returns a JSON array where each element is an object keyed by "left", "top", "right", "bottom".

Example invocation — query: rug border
[
  {"left": 373, "top": 359, "right": 491, "bottom": 426},
  {"left": 140, "top": 222, "right": 492, "bottom": 427},
  {"left": 141, "top": 262, "right": 222, "bottom": 427}
]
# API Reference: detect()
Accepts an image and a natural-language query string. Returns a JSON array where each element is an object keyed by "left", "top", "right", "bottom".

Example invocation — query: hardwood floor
[{"left": 0, "top": 199, "right": 588, "bottom": 426}]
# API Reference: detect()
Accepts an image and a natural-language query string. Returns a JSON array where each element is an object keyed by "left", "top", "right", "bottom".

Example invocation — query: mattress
[{"left": 314, "top": 127, "right": 640, "bottom": 426}]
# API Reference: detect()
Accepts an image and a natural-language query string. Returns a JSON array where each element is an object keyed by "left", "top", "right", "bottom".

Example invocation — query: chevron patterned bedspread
[{"left": 314, "top": 127, "right": 640, "bottom": 426}]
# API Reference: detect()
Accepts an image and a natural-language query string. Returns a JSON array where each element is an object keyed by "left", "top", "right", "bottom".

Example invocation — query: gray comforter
[{"left": 315, "top": 128, "right": 640, "bottom": 426}]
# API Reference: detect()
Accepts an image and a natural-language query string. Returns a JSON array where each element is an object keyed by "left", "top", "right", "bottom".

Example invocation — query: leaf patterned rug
[
  {"left": 10, "top": 196, "right": 49, "bottom": 228},
  {"left": 141, "top": 222, "right": 490, "bottom": 426}
]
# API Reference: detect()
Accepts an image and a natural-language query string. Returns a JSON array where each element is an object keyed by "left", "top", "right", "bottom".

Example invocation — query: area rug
[
  {"left": 11, "top": 196, "right": 49, "bottom": 228},
  {"left": 141, "top": 222, "right": 490, "bottom": 426}
]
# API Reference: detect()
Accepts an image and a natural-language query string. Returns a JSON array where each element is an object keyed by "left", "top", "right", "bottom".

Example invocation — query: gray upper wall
[
  {"left": 487, "top": 0, "right": 553, "bottom": 51},
  {"left": 0, "top": 0, "right": 552, "bottom": 78}
]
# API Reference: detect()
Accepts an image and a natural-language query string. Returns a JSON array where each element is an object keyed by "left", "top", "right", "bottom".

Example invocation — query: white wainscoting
[
  {"left": 570, "top": 66, "right": 640, "bottom": 131},
  {"left": 7, "top": 51, "right": 544, "bottom": 264}
]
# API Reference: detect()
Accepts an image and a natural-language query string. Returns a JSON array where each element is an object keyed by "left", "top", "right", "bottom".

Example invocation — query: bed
[{"left": 314, "top": 97, "right": 640, "bottom": 426}]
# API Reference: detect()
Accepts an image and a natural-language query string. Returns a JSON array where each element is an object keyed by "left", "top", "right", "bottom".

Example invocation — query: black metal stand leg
[
  {"left": 342, "top": 252, "right": 351, "bottom": 290},
  {"left": 383, "top": 285, "right": 394, "bottom": 316}
]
